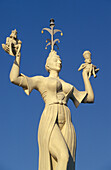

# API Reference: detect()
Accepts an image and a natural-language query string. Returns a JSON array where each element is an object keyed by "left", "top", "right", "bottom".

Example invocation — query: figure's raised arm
[
  {"left": 70, "top": 50, "right": 99, "bottom": 107},
  {"left": 81, "top": 68, "right": 94, "bottom": 103},
  {"left": 2, "top": 30, "right": 44, "bottom": 95},
  {"left": 70, "top": 86, "right": 88, "bottom": 108},
  {"left": 10, "top": 52, "right": 23, "bottom": 85},
  {"left": 10, "top": 54, "right": 44, "bottom": 95},
  {"left": 78, "top": 50, "right": 99, "bottom": 103},
  {"left": 70, "top": 68, "right": 95, "bottom": 108}
]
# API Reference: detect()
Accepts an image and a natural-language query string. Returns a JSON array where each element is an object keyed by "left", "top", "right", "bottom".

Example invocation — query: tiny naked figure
[
  {"left": 78, "top": 50, "right": 99, "bottom": 78},
  {"left": 2, "top": 29, "right": 22, "bottom": 57}
]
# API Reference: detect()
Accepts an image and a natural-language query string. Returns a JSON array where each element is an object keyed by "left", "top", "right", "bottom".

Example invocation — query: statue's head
[
  {"left": 45, "top": 50, "right": 62, "bottom": 73},
  {"left": 10, "top": 29, "right": 17, "bottom": 39},
  {"left": 83, "top": 50, "right": 91, "bottom": 64}
]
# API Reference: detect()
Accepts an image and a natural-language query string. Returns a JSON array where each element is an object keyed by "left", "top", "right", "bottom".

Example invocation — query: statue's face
[
  {"left": 10, "top": 31, "right": 17, "bottom": 39},
  {"left": 85, "top": 58, "right": 91, "bottom": 64},
  {"left": 48, "top": 55, "right": 62, "bottom": 72},
  {"left": 84, "top": 54, "right": 91, "bottom": 64}
]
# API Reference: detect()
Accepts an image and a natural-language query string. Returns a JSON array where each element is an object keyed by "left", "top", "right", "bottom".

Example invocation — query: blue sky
[{"left": 0, "top": 0, "right": 111, "bottom": 170}]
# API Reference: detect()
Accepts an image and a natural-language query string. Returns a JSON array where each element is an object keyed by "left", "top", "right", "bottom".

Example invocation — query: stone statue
[
  {"left": 2, "top": 19, "right": 99, "bottom": 170},
  {"left": 78, "top": 50, "right": 99, "bottom": 78},
  {"left": 2, "top": 29, "right": 22, "bottom": 57}
]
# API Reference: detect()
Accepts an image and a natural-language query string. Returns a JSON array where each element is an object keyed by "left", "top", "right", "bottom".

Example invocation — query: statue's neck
[{"left": 49, "top": 70, "right": 59, "bottom": 78}]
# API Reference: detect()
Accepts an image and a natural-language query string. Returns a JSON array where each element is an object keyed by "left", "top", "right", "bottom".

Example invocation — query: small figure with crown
[
  {"left": 78, "top": 50, "right": 99, "bottom": 78},
  {"left": 2, "top": 29, "right": 22, "bottom": 57}
]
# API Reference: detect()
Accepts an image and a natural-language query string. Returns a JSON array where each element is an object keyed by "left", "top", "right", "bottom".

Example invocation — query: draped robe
[{"left": 20, "top": 74, "right": 87, "bottom": 170}]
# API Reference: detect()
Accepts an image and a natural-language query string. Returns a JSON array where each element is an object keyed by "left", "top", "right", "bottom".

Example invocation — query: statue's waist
[
  {"left": 45, "top": 92, "right": 67, "bottom": 105},
  {"left": 48, "top": 101, "right": 67, "bottom": 106},
  {"left": 46, "top": 98, "right": 67, "bottom": 106}
]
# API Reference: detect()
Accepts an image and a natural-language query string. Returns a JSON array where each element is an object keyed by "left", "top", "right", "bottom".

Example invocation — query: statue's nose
[{"left": 57, "top": 60, "right": 61, "bottom": 64}]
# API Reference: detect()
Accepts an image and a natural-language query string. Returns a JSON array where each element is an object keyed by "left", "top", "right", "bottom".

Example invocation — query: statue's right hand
[{"left": 78, "top": 63, "right": 86, "bottom": 71}]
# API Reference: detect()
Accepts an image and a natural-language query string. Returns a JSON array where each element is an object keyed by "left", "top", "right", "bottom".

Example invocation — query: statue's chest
[
  {"left": 46, "top": 78, "right": 62, "bottom": 92},
  {"left": 46, "top": 77, "right": 72, "bottom": 95},
  {"left": 40, "top": 77, "right": 73, "bottom": 104}
]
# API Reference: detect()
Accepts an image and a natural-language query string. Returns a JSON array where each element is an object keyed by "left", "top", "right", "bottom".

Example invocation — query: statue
[
  {"left": 2, "top": 29, "right": 22, "bottom": 57},
  {"left": 78, "top": 50, "right": 99, "bottom": 78},
  {"left": 2, "top": 19, "right": 99, "bottom": 170}
]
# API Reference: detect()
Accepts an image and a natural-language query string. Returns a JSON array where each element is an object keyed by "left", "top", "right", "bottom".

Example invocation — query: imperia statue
[{"left": 2, "top": 19, "right": 99, "bottom": 170}]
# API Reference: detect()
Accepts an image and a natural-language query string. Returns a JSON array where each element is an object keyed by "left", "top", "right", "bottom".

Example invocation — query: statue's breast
[
  {"left": 46, "top": 77, "right": 62, "bottom": 93},
  {"left": 40, "top": 77, "right": 73, "bottom": 105},
  {"left": 42, "top": 77, "right": 72, "bottom": 105}
]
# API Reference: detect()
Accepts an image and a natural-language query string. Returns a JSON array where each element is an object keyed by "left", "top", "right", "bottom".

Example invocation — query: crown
[
  {"left": 41, "top": 19, "right": 63, "bottom": 51},
  {"left": 12, "top": 29, "right": 17, "bottom": 34}
]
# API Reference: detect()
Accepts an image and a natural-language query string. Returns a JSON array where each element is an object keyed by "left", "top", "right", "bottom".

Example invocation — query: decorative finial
[{"left": 41, "top": 19, "right": 63, "bottom": 51}]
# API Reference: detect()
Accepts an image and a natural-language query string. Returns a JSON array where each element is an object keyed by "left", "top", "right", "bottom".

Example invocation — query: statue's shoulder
[
  {"left": 28, "top": 75, "right": 46, "bottom": 92},
  {"left": 32, "top": 75, "right": 46, "bottom": 82}
]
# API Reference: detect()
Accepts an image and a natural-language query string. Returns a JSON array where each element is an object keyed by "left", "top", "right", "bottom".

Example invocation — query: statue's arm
[
  {"left": 70, "top": 68, "right": 95, "bottom": 108},
  {"left": 10, "top": 54, "right": 43, "bottom": 94},
  {"left": 81, "top": 69, "right": 94, "bottom": 103},
  {"left": 70, "top": 86, "right": 87, "bottom": 108},
  {"left": 10, "top": 54, "right": 26, "bottom": 87}
]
